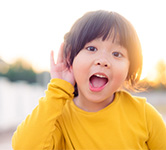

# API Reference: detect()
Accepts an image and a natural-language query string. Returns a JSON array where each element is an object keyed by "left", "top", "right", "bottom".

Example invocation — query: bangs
[{"left": 68, "top": 11, "right": 130, "bottom": 54}]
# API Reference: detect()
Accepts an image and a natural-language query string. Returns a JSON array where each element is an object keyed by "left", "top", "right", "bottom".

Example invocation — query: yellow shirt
[{"left": 12, "top": 79, "right": 166, "bottom": 150}]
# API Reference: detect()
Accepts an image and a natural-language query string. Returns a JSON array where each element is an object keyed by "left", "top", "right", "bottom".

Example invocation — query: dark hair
[{"left": 63, "top": 10, "right": 143, "bottom": 96}]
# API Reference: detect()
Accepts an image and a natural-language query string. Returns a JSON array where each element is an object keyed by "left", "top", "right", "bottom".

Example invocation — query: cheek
[
  {"left": 73, "top": 54, "right": 82, "bottom": 71},
  {"left": 72, "top": 51, "right": 90, "bottom": 72},
  {"left": 116, "top": 62, "right": 129, "bottom": 81},
  {"left": 72, "top": 55, "right": 86, "bottom": 81},
  {"left": 123, "top": 65, "right": 130, "bottom": 80}
]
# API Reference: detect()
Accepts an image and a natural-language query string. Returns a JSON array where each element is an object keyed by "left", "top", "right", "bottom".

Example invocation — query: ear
[
  {"left": 69, "top": 65, "right": 73, "bottom": 73},
  {"left": 63, "top": 43, "right": 72, "bottom": 68},
  {"left": 64, "top": 55, "right": 71, "bottom": 69}
]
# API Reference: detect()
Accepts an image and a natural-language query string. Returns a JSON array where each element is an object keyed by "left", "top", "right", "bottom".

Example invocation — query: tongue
[{"left": 90, "top": 76, "right": 108, "bottom": 88}]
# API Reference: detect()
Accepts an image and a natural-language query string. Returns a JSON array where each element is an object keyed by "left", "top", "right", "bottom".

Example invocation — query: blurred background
[{"left": 0, "top": 0, "right": 166, "bottom": 149}]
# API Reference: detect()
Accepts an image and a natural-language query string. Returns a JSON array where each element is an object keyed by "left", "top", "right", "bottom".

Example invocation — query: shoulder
[
  {"left": 116, "top": 91, "right": 164, "bottom": 118},
  {"left": 119, "top": 91, "right": 164, "bottom": 119},
  {"left": 113, "top": 91, "right": 148, "bottom": 123},
  {"left": 116, "top": 90, "right": 154, "bottom": 122},
  {"left": 117, "top": 91, "right": 166, "bottom": 148},
  {"left": 116, "top": 90, "right": 147, "bottom": 107}
]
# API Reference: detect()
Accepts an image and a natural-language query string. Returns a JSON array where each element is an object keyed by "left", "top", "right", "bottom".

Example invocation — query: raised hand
[{"left": 50, "top": 43, "right": 75, "bottom": 86}]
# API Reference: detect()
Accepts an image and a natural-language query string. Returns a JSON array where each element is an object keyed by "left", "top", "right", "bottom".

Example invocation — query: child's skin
[
  {"left": 50, "top": 43, "right": 75, "bottom": 86},
  {"left": 50, "top": 35, "right": 130, "bottom": 112}
]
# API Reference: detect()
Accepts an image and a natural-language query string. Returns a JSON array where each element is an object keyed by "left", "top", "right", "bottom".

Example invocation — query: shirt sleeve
[
  {"left": 146, "top": 102, "right": 166, "bottom": 150},
  {"left": 12, "top": 78, "right": 74, "bottom": 150}
]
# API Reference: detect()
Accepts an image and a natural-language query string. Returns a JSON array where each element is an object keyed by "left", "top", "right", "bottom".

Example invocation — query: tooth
[{"left": 95, "top": 74, "right": 106, "bottom": 78}]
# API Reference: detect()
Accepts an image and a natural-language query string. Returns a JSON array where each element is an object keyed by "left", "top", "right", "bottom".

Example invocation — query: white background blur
[{"left": 0, "top": 0, "right": 166, "bottom": 149}]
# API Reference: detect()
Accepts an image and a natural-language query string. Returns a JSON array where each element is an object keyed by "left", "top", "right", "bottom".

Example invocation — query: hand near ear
[{"left": 50, "top": 43, "right": 75, "bottom": 86}]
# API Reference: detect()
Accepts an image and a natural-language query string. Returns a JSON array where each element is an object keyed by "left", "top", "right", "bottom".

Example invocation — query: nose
[{"left": 95, "top": 58, "right": 110, "bottom": 68}]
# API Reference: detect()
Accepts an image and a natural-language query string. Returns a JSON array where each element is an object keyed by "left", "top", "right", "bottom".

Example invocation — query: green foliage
[
  {"left": 5, "top": 59, "right": 36, "bottom": 83},
  {"left": 156, "top": 60, "right": 166, "bottom": 86}
]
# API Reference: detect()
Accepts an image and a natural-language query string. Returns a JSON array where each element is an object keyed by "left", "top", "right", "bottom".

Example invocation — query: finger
[
  {"left": 56, "top": 43, "right": 64, "bottom": 64},
  {"left": 50, "top": 50, "right": 55, "bottom": 68}
]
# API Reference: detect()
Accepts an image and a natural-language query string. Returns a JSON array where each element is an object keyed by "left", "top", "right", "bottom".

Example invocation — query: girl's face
[{"left": 72, "top": 36, "right": 130, "bottom": 112}]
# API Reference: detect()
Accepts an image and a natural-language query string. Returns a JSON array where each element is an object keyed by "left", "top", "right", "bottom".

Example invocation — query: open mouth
[{"left": 89, "top": 74, "right": 108, "bottom": 91}]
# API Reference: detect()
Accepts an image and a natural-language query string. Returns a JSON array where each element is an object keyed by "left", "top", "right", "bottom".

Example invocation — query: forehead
[
  {"left": 86, "top": 28, "right": 122, "bottom": 48},
  {"left": 103, "top": 29, "right": 121, "bottom": 44},
  {"left": 85, "top": 22, "right": 127, "bottom": 49}
]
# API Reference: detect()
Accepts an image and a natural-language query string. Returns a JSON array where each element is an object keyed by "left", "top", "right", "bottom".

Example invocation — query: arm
[
  {"left": 146, "top": 103, "right": 166, "bottom": 149},
  {"left": 12, "top": 43, "right": 75, "bottom": 149},
  {"left": 12, "top": 79, "right": 74, "bottom": 149}
]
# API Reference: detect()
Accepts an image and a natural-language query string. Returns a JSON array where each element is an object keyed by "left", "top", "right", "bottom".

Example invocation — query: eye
[
  {"left": 86, "top": 46, "right": 97, "bottom": 52},
  {"left": 112, "top": 52, "right": 123, "bottom": 58}
]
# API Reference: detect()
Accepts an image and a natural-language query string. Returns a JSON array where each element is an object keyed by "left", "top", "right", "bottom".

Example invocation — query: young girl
[{"left": 12, "top": 10, "right": 166, "bottom": 150}]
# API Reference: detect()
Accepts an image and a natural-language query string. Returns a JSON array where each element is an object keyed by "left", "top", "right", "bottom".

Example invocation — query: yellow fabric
[{"left": 12, "top": 79, "right": 166, "bottom": 150}]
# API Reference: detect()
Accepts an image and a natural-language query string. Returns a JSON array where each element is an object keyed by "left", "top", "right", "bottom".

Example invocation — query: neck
[{"left": 73, "top": 94, "right": 115, "bottom": 112}]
